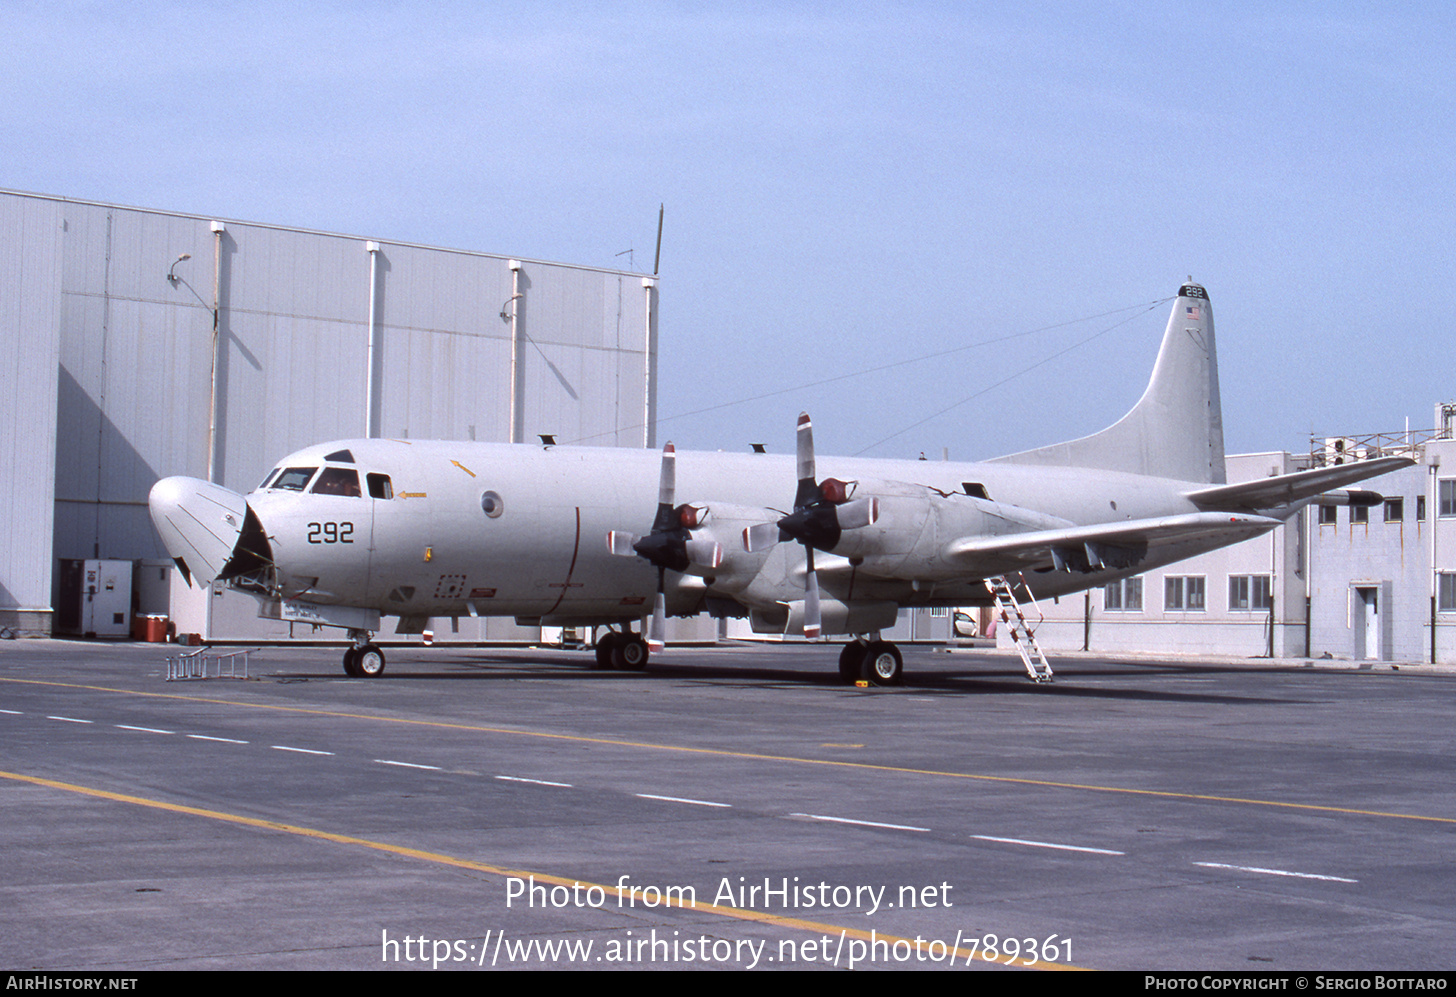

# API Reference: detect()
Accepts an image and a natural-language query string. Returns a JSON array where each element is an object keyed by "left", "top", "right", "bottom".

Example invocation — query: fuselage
[{"left": 242, "top": 437, "right": 1215, "bottom": 627}]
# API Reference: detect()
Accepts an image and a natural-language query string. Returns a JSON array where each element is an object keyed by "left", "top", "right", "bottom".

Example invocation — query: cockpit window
[
  {"left": 311, "top": 466, "right": 362, "bottom": 497},
  {"left": 258, "top": 468, "right": 280, "bottom": 490},
  {"left": 272, "top": 467, "right": 318, "bottom": 491},
  {"left": 366, "top": 473, "right": 393, "bottom": 499}
]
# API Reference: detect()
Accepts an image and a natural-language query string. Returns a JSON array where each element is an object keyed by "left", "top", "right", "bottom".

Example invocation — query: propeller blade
[
  {"left": 647, "top": 566, "right": 667, "bottom": 652},
  {"left": 793, "top": 412, "right": 820, "bottom": 510},
  {"left": 650, "top": 442, "right": 677, "bottom": 533},
  {"left": 659, "top": 442, "right": 675, "bottom": 504},
  {"left": 647, "top": 589, "right": 666, "bottom": 652},
  {"left": 685, "top": 538, "right": 723, "bottom": 569},
  {"left": 743, "top": 521, "right": 780, "bottom": 553},
  {"left": 835, "top": 496, "right": 878, "bottom": 530},
  {"left": 803, "top": 547, "right": 821, "bottom": 640},
  {"left": 607, "top": 530, "right": 640, "bottom": 556}
]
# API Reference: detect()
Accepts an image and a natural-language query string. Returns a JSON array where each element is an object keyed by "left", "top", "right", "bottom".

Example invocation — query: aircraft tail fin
[{"left": 990, "top": 282, "right": 1226, "bottom": 484}]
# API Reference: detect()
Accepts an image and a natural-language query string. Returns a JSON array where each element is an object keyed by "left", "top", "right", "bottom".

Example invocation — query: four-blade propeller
[
  {"left": 745, "top": 413, "right": 877, "bottom": 639},
  {"left": 607, "top": 443, "right": 721, "bottom": 651}
]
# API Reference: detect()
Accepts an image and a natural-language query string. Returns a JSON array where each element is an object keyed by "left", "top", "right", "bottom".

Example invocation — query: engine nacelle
[
  {"left": 673, "top": 501, "right": 780, "bottom": 590},
  {"left": 825, "top": 479, "right": 1070, "bottom": 582}
]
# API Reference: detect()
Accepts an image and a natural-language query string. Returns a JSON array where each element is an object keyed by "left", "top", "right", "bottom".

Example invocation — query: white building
[{"left": 1019, "top": 412, "right": 1456, "bottom": 664}]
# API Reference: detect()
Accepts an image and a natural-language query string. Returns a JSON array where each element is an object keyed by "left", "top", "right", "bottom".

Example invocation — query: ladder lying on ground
[{"left": 986, "top": 576, "right": 1053, "bottom": 683}]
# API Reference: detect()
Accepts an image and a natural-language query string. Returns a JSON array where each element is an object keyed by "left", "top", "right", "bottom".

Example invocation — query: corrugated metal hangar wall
[{"left": 0, "top": 189, "right": 658, "bottom": 638}]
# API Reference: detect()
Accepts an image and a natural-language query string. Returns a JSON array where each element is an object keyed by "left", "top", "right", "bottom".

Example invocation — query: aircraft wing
[
  {"left": 1184, "top": 457, "right": 1413, "bottom": 513},
  {"left": 943, "top": 512, "right": 1282, "bottom": 576}
]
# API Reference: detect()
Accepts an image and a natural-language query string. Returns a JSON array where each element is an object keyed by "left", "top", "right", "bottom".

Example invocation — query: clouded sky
[{"left": 6, "top": 2, "right": 1451, "bottom": 459}]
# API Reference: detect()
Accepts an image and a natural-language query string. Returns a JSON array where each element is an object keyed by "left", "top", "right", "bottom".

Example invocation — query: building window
[
  {"left": 1229, "top": 575, "right": 1273, "bottom": 612},
  {"left": 1104, "top": 577, "right": 1143, "bottom": 612},
  {"left": 1165, "top": 575, "right": 1205, "bottom": 611},
  {"left": 1385, "top": 498, "right": 1404, "bottom": 522},
  {"left": 1441, "top": 480, "right": 1456, "bottom": 517},
  {"left": 1319, "top": 504, "right": 1338, "bottom": 525},
  {"left": 1351, "top": 505, "right": 1369, "bottom": 524},
  {"left": 1417, "top": 496, "right": 1427, "bottom": 521}
]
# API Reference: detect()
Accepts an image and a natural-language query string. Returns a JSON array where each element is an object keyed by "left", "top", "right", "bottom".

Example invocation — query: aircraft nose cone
[{"left": 148, "top": 476, "right": 252, "bottom": 586}]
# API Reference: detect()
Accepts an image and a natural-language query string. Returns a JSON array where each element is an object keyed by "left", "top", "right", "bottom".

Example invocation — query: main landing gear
[
  {"left": 342, "top": 630, "right": 386, "bottom": 678},
  {"left": 592, "top": 629, "right": 650, "bottom": 671},
  {"left": 838, "top": 638, "right": 903, "bottom": 686}
]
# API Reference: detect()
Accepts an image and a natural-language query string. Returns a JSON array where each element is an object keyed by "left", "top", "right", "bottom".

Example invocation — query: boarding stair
[{"left": 986, "top": 575, "right": 1054, "bottom": 683}]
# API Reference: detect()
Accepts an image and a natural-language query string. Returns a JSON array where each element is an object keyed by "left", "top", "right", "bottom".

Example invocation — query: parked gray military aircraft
[{"left": 149, "top": 282, "right": 1407, "bottom": 684}]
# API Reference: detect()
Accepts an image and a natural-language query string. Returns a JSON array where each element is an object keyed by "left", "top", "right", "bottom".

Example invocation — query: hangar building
[{"left": 0, "top": 188, "right": 662, "bottom": 641}]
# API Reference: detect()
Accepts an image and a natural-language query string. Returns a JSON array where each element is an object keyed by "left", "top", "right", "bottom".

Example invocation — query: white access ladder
[{"left": 986, "top": 576, "right": 1053, "bottom": 683}]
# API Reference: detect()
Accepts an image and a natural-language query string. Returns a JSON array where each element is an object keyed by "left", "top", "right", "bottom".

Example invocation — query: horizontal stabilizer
[
  {"left": 944, "top": 512, "right": 1281, "bottom": 577},
  {"left": 1185, "top": 457, "right": 1412, "bottom": 514}
]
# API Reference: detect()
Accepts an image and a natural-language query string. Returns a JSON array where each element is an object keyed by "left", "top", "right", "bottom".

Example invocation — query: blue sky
[{"left": 6, "top": 2, "right": 1451, "bottom": 459}]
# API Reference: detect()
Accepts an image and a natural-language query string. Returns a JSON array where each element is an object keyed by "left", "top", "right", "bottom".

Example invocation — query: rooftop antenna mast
[{"left": 654, "top": 203, "right": 664, "bottom": 275}]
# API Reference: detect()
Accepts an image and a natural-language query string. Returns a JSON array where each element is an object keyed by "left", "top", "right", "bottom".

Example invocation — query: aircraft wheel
[
  {"left": 860, "top": 641, "right": 902, "bottom": 686},
  {"left": 342, "top": 647, "right": 362, "bottom": 678},
  {"left": 593, "top": 633, "right": 623, "bottom": 670},
  {"left": 612, "top": 636, "right": 650, "bottom": 671},
  {"left": 838, "top": 643, "right": 866, "bottom": 683},
  {"left": 356, "top": 643, "right": 387, "bottom": 678}
]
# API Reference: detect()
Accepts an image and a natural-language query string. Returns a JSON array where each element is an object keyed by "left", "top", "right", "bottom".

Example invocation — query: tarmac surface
[{"left": 2, "top": 638, "right": 1453, "bottom": 972}]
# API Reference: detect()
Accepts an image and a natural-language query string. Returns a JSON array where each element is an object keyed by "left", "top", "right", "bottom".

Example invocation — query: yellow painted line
[
  {"left": 0, "top": 768, "right": 1082, "bottom": 971},
  {"left": 4, "top": 676, "right": 1453, "bottom": 826}
]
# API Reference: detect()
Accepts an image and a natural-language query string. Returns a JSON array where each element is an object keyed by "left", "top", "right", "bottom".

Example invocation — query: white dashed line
[
  {"left": 790, "top": 813, "right": 930, "bottom": 832},
  {"left": 637, "top": 793, "right": 732, "bottom": 808},
  {"left": 1194, "top": 862, "right": 1357, "bottom": 883},
  {"left": 374, "top": 759, "right": 443, "bottom": 771},
  {"left": 46, "top": 716, "right": 93, "bottom": 724},
  {"left": 0, "top": 709, "right": 22, "bottom": 715},
  {"left": 186, "top": 734, "right": 249, "bottom": 744},
  {"left": 115, "top": 725, "right": 174, "bottom": 734},
  {"left": 972, "top": 835, "right": 1125, "bottom": 856},
  {"left": 495, "top": 776, "right": 574, "bottom": 788},
  {"left": 271, "top": 745, "right": 334, "bottom": 756}
]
